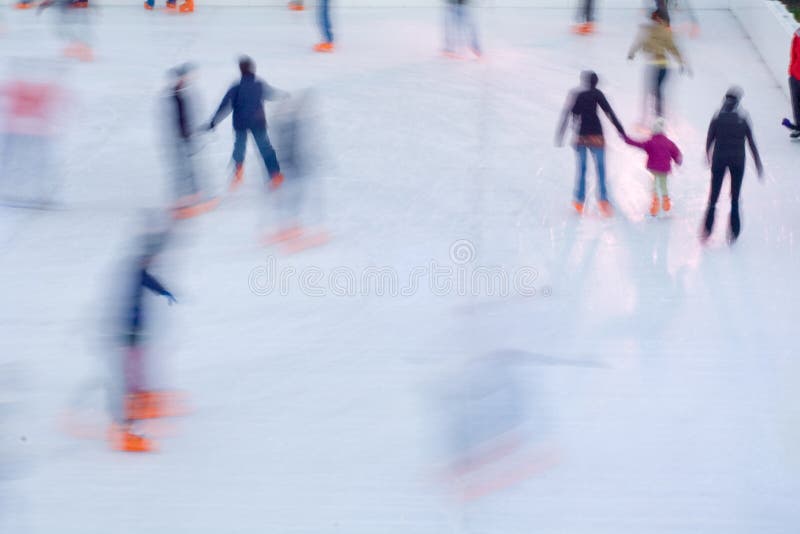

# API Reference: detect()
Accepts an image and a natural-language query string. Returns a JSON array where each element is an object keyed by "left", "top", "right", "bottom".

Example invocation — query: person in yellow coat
[{"left": 628, "top": 10, "right": 688, "bottom": 117}]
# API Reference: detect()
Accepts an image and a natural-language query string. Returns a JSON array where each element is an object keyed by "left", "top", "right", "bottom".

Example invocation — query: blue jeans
[
  {"left": 574, "top": 145, "right": 607, "bottom": 202},
  {"left": 444, "top": 4, "right": 481, "bottom": 54},
  {"left": 233, "top": 127, "right": 280, "bottom": 177},
  {"left": 318, "top": 0, "right": 333, "bottom": 43}
]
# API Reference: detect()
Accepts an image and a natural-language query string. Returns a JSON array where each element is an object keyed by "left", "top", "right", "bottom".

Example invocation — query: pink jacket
[{"left": 624, "top": 133, "right": 682, "bottom": 174}]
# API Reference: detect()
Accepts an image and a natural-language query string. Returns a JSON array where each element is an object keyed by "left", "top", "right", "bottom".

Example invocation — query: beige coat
[{"left": 629, "top": 23, "right": 684, "bottom": 67}]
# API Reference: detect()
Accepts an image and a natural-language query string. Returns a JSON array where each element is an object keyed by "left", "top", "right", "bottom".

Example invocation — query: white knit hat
[{"left": 652, "top": 117, "right": 665, "bottom": 134}]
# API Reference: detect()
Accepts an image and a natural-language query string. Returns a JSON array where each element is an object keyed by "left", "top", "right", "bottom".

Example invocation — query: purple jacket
[{"left": 624, "top": 133, "right": 682, "bottom": 174}]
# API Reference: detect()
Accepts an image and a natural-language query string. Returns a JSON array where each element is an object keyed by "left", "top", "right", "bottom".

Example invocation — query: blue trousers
[
  {"left": 574, "top": 145, "right": 607, "bottom": 202},
  {"left": 444, "top": 3, "right": 481, "bottom": 54},
  {"left": 233, "top": 127, "right": 281, "bottom": 177},
  {"left": 318, "top": 0, "right": 333, "bottom": 43}
]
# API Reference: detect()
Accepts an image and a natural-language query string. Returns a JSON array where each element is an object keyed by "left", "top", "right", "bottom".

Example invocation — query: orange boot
[
  {"left": 313, "top": 42, "right": 334, "bottom": 53},
  {"left": 572, "top": 200, "right": 584, "bottom": 215},
  {"left": 598, "top": 200, "right": 614, "bottom": 217},
  {"left": 288, "top": 1, "right": 304, "bottom": 10},
  {"left": 269, "top": 172, "right": 284, "bottom": 191},
  {"left": 662, "top": 195, "right": 671, "bottom": 212},
  {"left": 143, "top": 1, "right": 154, "bottom": 9},
  {"left": 14, "top": 1, "right": 36, "bottom": 8},
  {"left": 649, "top": 195, "right": 660, "bottom": 217},
  {"left": 178, "top": 0, "right": 193, "bottom": 13},
  {"left": 229, "top": 164, "right": 244, "bottom": 191},
  {"left": 109, "top": 423, "right": 154, "bottom": 452}
]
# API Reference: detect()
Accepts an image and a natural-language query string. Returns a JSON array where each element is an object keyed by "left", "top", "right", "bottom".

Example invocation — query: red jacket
[{"left": 791, "top": 31, "right": 800, "bottom": 80}]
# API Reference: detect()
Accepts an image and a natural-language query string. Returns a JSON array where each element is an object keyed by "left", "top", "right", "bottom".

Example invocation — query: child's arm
[
  {"left": 623, "top": 135, "right": 646, "bottom": 149},
  {"left": 671, "top": 142, "right": 683, "bottom": 166}
]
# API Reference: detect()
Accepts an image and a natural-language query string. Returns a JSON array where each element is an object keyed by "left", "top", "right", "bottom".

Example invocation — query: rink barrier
[{"left": 730, "top": 0, "right": 798, "bottom": 97}]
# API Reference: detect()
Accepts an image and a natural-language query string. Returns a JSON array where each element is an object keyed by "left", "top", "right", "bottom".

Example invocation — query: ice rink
[{"left": 1, "top": 3, "right": 800, "bottom": 533}]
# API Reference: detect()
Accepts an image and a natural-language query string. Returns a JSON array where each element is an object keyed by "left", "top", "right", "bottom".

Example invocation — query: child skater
[{"left": 623, "top": 117, "right": 682, "bottom": 216}]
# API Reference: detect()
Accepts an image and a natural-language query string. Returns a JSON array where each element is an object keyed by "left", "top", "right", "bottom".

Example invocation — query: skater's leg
[
  {"left": 703, "top": 161, "right": 726, "bottom": 237},
  {"left": 591, "top": 146, "right": 608, "bottom": 201},
  {"left": 653, "top": 67, "right": 668, "bottom": 117},
  {"left": 655, "top": 173, "right": 668, "bottom": 197},
  {"left": 318, "top": 0, "right": 333, "bottom": 43},
  {"left": 728, "top": 161, "right": 745, "bottom": 240},
  {"left": 790, "top": 76, "right": 800, "bottom": 128},
  {"left": 585, "top": 0, "right": 594, "bottom": 23},
  {"left": 232, "top": 129, "right": 248, "bottom": 166},
  {"left": 251, "top": 127, "right": 281, "bottom": 177},
  {"left": 463, "top": 4, "right": 481, "bottom": 54},
  {"left": 443, "top": 4, "right": 455, "bottom": 52},
  {"left": 574, "top": 145, "right": 588, "bottom": 203}
]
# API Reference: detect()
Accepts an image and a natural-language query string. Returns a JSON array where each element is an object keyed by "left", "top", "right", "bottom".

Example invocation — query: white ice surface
[{"left": 1, "top": 5, "right": 800, "bottom": 533}]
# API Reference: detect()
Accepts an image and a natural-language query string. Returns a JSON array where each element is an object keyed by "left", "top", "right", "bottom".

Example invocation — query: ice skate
[
  {"left": 172, "top": 196, "right": 220, "bottom": 220},
  {"left": 178, "top": 0, "right": 193, "bottom": 13},
  {"left": 649, "top": 195, "right": 660, "bottom": 217},
  {"left": 261, "top": 225, "right": 304, "bottom": 246},
  {"left": 313, "top": 42, "right": 334, "bottom": 53},
  {"left": 14, "top": 1, "right": 36, "bottom": 8},
  {"left": 229, "top": 164, "right": 244, "bottom": 191},
  {"left": 269, "top": 172, "right": 285, "bottom": 191},
  {"left": 662, "top": 195, "right": 671, "bottom": 212},
  {"left": 288, "top": 0, "right": 304, "bottom": 10},
  {"left": 125, "top": 390, "right": 187, "bottom": 420},
  {"left": 572, "top": 22, "right": 594, "bottom": 35},
  {"left": 109, "top": 423, "right": 154, "bottom": 452},
  {"left": 165, "top": 2, "right": 177, "bottom": 10},
  {"left": 64, "top": 42, "right": 93, "bottom": 62},
  {"left": 572, "top": 200, "right": 584, "bottom": 215},
  {"left": 143, "top": 1, "right": 154, "bottom": 9},
  {"left": 598, "top": 200, "right": 614, "bottom": 217}
]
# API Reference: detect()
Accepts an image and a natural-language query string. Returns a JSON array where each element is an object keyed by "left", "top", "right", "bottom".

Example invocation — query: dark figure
[
  {"left": 208, "top": 56, "right": 288, "bottom": 192},
  {"left": 702, "top": 87, "right": 763, "bottom": 244},
  {"left": 556, "top": 71, "right": 626, "bottom": 217},
  {"left": 110, "top": 227, "right": 176, "bottom": 452},
  {"left": 789, "top": 28, "right": 800, "bottom": 139}
]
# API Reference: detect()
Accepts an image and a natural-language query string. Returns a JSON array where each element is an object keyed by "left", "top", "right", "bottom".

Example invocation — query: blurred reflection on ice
[
  {"left": 0, "top": 58, "right": 65, "bottom": 208},
  {"left": 435, "top": 349, "right": 560, "bottom": 502}
]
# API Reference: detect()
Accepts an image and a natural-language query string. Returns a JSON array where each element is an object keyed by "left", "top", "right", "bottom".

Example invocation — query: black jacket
[{"left": 706, "top": 97, "right": 762, "bottom": 168}]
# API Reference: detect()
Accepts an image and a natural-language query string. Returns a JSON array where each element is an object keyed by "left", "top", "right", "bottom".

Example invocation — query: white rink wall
[
  {"left": 730, "top": 0, "right": 798, "bottom": 95},
  {"left": 95, "top": 0, "right": 731, "bottom": 8}
]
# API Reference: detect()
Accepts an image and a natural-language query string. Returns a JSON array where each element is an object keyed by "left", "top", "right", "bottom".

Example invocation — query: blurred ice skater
[
  {"left": 783, "top": 27, "right": 800, "bottom": 139},
  {"left": 573, "top": 0, "right": 596, "bottom": 35},
  {"left": 556, "top": 70, "right": 626, "bottom": 217},
  {"left": 628, "top": 9, "right": 689, "bottom": 119},
  {"left": 163, "top": 63, "right": 219, "bottom": 219},
  {"left": 701, "top": 87, "right": 763, "bottom": 245},
  {"left": 262, "top": 90, "right": 329, "bottom": 252},
  {"left": 109, "top": 223, "right": 178, "bottom": 452},
  {"left": 37, "top": 0, "right": 93, "bottom": 61},
  {"left": 207, "top": 56, "right": 289, "bottom": 193},
  {"left": 0, "top": 65, "right": 63, "bottom": 208},
  {"left": 313, "top": 0, "right": 334, "bottom": 52},
  {"left": 443, "top": 0, "right": 481, "bottom": 59},
  {"left": 144, "top": 0, "right": 193, "bottom": 13}
]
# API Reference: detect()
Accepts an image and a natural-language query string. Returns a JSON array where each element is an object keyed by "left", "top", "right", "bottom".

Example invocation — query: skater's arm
[
  {"left": 142, "top": 271, "right": 175, "bottom": 303},
  {"left": 622, "top": 135, "right": 646, "bottom": 149},
  {"left": 209, "top": 87, "right": 235, "bottom": 128},
  {"left": 262, "top": 82, "right": 290, "bottom": 102},
  {"left": 555, "top": 93, "right": 574, "bottom": 146},
  {"left": 175, "top": 94, "right": 191, "bottom": 140},
  {"left": 672, "top": 142, "right": 683, "bottom": 166},
  {"left": 598, "top": 93, "right": 626, "bottom": 136},
  {"left": 744, "top": 121, "right": 764, "bottom": 177},
  {"left": 705, "top": 116, "right": 717, "bottom": 161},
  {"left": 627, "top": 29, "right": 644, "bottom": 59}
]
